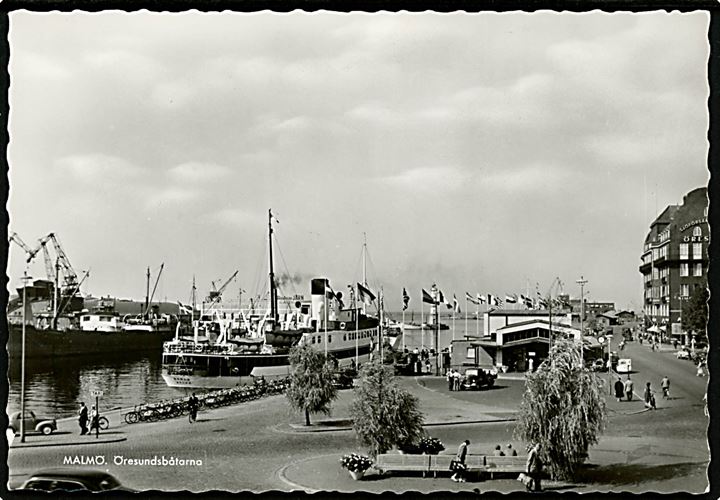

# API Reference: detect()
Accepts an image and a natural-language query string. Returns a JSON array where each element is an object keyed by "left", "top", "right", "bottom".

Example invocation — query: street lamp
[
  {"left": 576, "top": 276, "right": 587, "bottom": 367},
  {"left": 20, "top": 271, "right": 32, "bottom": 443}
]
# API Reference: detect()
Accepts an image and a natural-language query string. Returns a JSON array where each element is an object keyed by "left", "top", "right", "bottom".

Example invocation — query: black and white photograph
[{"left": 4, "top": 9, "right": 712, "bottom": 495}]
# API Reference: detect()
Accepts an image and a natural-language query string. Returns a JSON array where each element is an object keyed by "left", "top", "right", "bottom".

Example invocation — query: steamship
[{"left": 161, "top": 210, "right": 380, "bottom": 389}]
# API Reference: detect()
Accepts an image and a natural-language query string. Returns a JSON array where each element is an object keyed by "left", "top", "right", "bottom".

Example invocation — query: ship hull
[
  {"left": 162, "top": 327, "right": 377, "bottom": 389},
  {"left": 6, "top": 324, "right": 176, "bottom": 358}
]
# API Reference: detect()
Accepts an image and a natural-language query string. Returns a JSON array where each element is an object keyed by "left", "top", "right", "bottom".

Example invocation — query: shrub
[{"left": 419, "top": 436, "right": 445, "bottom": 455}]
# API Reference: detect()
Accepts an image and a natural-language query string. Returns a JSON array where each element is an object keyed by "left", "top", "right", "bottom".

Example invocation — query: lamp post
[
  {"left": 576, "top": 276, "right": 587, "bottom": 366},
  {"left": 20, "top": 271, "right": 32, "bottom": 443}
]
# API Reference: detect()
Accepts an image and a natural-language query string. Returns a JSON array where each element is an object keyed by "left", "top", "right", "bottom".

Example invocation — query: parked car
[
  {"left": 8, "top": 411, "right": 57, "bottom": 436},
  {"left": 459, "top": 366, "right": 498, "bottom": 390},
  {"left": 616, "top": 358, "right": 632, "bottom": 374},
  {"left": 590, "top": 359, "right": 606, "bottom": 372},
  {"left": 19, "top": 469, "right": 134, "bottom": 492},
  {"left": 676, "top": 349, "right": 690, "bottom": 360}
]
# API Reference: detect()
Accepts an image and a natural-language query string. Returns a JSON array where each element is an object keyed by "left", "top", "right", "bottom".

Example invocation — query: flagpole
[
  {"left": 324, "top": 287, "right": 328, "bottom": 356},
  {"left": 463, "top": 295, "right": 467, "bottom": 340},
  {"left": 476, "top": 296, "right": 480, "bottom": 337},
  {"left": 402, "top": 303, "right": 406, "bottom": 352},
  {"left": 421, "top": 297, "right": 425, "bottom": 351},
  {"left": 453, "top": 306, "right": 456, "bottom": 342},
  {"left": 355, "top": 286, "right": 359, "bottom": 367}
]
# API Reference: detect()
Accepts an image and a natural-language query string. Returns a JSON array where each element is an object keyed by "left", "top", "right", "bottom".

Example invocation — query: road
[{"left": 7, "top": 341, "right": 709, "bottom": 493}]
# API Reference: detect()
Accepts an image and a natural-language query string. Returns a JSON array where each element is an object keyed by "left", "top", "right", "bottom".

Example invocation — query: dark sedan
[{"left": 19, "top": 469, "right": 134, "bottom": 492}]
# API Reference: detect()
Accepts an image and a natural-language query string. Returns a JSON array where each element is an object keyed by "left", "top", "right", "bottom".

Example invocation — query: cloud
[
  {"left": 55, "top": 153, "right": 143, "bottom": 182},
  {"left": 378, "top": 166, "right": 467, "bottom": 192},
  {"left": 210, "top": 207, "right": 256, "bottom": 228},
  {"left": 151, "top": 186, "right": 202, "bottom": 207},
  {"left": 10, "top": 51, "right": 72, "bottom": 80},
  {"left": 167, "top": 162, "right": 232, "bottom": 183}
]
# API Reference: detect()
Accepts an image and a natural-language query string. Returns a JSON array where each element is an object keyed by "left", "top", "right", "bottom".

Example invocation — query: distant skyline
[{"left": 6, "top": 12, "right": 710, "bottom": 313}]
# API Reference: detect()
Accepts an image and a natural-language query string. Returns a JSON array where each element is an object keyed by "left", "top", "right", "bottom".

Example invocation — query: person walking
[
  {"left": 447, "top": 369, "right": 454, "bottom": 391},
  {"left": 644, "top": 382, "right": 656, "bottom": 410},
  {"left": 526, "top": 443, "right": 543, "bottom": 492},
  {"left": 660, "top": 376, "right": 670, "bottom": 399},
  {"left": 624, "top": 375, "right": 634, "bottom": 402},
  {"left": 89, "top": 405, "right": 98, "bottom": 434},
  {"left": 614, "top": 378, "right": 625, "bottom": 402},
  {"left": 188, "top": 393, "right": 199, "bottom": 423},
  {"left": 696, "top": 361, "right": 705, "bottom": 377},
  {"left": 453, "top": 370, "right": 461, "bottom": 391},
  {"left": 78, "top": 402, "right": 88, "bottom": 435},
  {"left": 451, "top": 439, "right": 470, "bottom": 482}
]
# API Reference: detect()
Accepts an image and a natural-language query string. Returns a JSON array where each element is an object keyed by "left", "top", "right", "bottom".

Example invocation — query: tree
[
  {"left": 350, "top": 360, "right": 425, "bottom": 458},
  {"left": 682, "top": 285, "right": 708, "bottom": 339},
  {"left": 285, "top": 345, "right": 338, "bottom": 426},
  {"left": 514, "top": 339, "right": 608, "bottom": 481}
]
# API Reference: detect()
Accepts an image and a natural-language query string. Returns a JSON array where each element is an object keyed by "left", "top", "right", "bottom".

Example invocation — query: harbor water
[{"left": 7, "top": 316, "right": 484, "bottom": 419}]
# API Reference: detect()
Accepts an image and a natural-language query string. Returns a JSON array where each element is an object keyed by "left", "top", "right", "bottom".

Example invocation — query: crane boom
[
  {"left": 206, "top": 270, "right": 238, "bottom": 306},
  {"left": 47, "top": 233, "right": 79, "bottom": 289}
]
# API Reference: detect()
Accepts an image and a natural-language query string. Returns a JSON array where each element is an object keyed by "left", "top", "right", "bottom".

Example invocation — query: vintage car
[
  {"left": 459, "top": 366, "right": 498, "bottom": 390},
  {"left": 20, "top": 469, "right": 135, "bottom": 492},
  {"left": 676, "top": 348, "right": 691, "bottom": 360},
  {"left": 8, "top": 411, "right": 57, "bottom": 436}
]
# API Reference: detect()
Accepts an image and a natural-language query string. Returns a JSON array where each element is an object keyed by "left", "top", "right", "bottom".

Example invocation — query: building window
[
  {"left": 466, "top": 348, "right": 475, "bottom": 359},
  {"left": 680, "top": 263, "right": 689, "bottom": 277},
  {"left": 652, "top": 268, "right": 659, "bottom": 280},
  {"left": 694, "top": 263, "right": 703, "bottom": 277},
  {"left": 693, "top": 226, "right": 702, "bottom": 237},
  {"left": 679, "top": 244, "right": 689, "bottom": 260},
  {"left": 681, "top": 284, "right": 690, "bottom": 297},
  {"left": 692, "top": 243, "right": 702, "bottom": 259}
]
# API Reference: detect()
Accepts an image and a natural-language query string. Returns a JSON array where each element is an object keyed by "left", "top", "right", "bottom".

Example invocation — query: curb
[
  {"left": 277, "top": 416, "right": 517, "bottom": 434},
  {"left": 9, "top": 433, "right": 128, "bottom": 449},
  {"left": 277, "top": 455, "right": 330, "bottom": 493}
]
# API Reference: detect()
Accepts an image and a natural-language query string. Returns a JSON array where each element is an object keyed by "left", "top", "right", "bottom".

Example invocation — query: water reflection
[{"left": 7, "top": 350, "right": 184, "bottom": 418}]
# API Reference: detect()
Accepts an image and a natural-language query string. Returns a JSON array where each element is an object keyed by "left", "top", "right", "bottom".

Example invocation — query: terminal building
[{"left": 639, "top": 187, "right": 708, "bottom": 341}]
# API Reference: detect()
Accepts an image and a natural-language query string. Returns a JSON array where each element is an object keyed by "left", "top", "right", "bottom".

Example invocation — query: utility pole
[
  {"left": 577, "top": 276, "right": 588, "bottom": 366},
  {"left": 20, "top": 271, "right": 32, "bottom": 443}
]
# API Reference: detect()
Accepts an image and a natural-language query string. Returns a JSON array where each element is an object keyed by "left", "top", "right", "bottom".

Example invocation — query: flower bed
[
  {"left": 340, "top": 453, "right": 373, "bottom": 473},
  {"left": 419, "top": 437, "right": 445, "bottom": 455}
]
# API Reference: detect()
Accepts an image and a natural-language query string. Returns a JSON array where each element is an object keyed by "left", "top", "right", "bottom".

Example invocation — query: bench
[
  {"left": 375, "top": 454, "right": 431, "bottom": 477},
  {"left": 483, "top": 456, "right": 527, "bottom": 479},
  {"left": 375, "top": 453, "right": 527, "bottom": 479}
]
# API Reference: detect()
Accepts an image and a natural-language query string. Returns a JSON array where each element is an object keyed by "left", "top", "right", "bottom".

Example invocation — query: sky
[{"left": 6, "top": 11, "right": 710, "bottom": 313}]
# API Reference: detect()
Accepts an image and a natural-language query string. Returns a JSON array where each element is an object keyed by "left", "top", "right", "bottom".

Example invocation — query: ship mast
[
  {"left": 268, "top": 209, "right": 278, "bottom": 323},
  {"left": 144, "top": 266, "right": 151, "bottom": 320}
]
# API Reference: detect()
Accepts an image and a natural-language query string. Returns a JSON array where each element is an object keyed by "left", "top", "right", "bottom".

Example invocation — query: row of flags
[{"left": 398, "top": 288, "right": 573, "bottom": 313}]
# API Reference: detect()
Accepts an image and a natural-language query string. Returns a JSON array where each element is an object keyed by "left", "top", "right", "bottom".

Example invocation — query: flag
[
  {"left": 453, "top": 294, "right": 461, "bottom": 313},
  {"left": 465, "top": 292, "right": 478, "bottom": 305},
  {"left": 505, "top": 294, "right": 517, "bottom": 304},
  {"left": 357, "top": 282, "right": 376, "bottom": 304},
  {"left": 477, "top": 294, "right": 486, "bottom": 304},
  {"left": 487, "top": 294, "right": 494, "bottom": 306},
  {"left": 493, "top": 295, "right": 503, "bottom": 306},
  {"left": 437, "top": 289, "right": 445, "bottom": 305},
  {"left": 538, "top": 297, "right": 548, "bottom": 308},
  {"left": 325, "top": 280, "right": 335, "bottom": 300},
  {"left": 177, "top": 301, "right": 193, "bottom": 314},
  {"left": 402, "top": 287, "right": 410, "bottom": 310},
  {"left": 422, "top": 288, "right": 435, "bottom": 304}
]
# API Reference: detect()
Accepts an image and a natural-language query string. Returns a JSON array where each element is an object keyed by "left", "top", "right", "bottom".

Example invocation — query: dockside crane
[{"left": 206, "top": 271, "right": 238, "bottom": 308}]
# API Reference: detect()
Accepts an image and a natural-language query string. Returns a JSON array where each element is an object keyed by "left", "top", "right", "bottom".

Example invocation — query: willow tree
[
  {"left": 350, "top": 360, "right": 425, "bottom": 458},
  {"left": 514, "top": 339, "right": 607, "bottom": 481},
  {"left": 286, "top": 345, "right": 338, "bottom": 426}
]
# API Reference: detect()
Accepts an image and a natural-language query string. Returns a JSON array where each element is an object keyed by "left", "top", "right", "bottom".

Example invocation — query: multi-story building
[{"left": 639, "top": 187, "right": 708, "bottom": 341}]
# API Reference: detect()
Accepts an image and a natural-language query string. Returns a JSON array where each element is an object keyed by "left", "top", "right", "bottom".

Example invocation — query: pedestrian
[
  {"left": 644, "top": 382, "right": 656, "bottom": 410},
  {"left": 673, "top": 339, "right": 678, "bottom": 350},
  {"left": 188, "top": 393, "right": 199, "bottom": 423},
  {"left": 453, "top": 370, "right": 461, "bottom": 391},
  {"left": 78, "top": 402, "right": 88, "bottom": 435},
  {"left": 507, "top": 443, "right": 518, "bottom": 456},
  {"left": 526, "top": 442, "right": 543, "bottom": 492},
  {"left": 89, "top": 405, "right": 98, "bottom": 434},
  {"left": 451, "top": 439, "right": 470, "bottom": 482},
  {"left": 697, "top": 361, "right": 705, "bottom": 377},
  {"left": 447, "top": 369, "right": 453, "bottom": 391},
  {"left": 614, "top": 378, "right": 625, "bottom": 402},
  {"left": 624, "top": 375, "right": 634, "bottom": 402},
  {"left": 493, "top": 444, "right": 505, "bottom": 456},
  {"left": 660, "top": 376, "right": 670, "bottom": 399}
]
